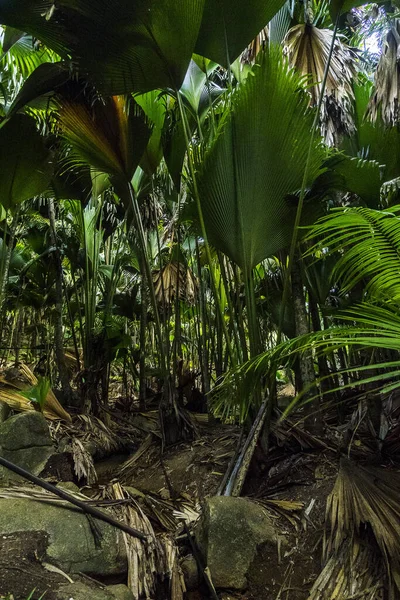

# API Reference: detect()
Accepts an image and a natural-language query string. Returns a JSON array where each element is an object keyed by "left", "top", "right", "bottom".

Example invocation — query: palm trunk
[
  {"left": 48, "top": 197, "right": 73, "bottom": 405},
  {"left": 292, "top": 255, "right": 321, "bottom": 434},
  {"left": 0, "top": 208, "right": 20, "bottom": 344}
]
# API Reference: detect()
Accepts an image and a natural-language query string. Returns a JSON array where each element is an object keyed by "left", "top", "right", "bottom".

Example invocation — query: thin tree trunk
[
  {"left": 139, "top": 269, "right": 147, "bottom": 410},
  {"left": 48, "top": 197, "right": 73, "bottom": 405},
  {"left": 0, "top": 208, "right": 20, "bottom": 344},
  {"left": 292, "top": 255, "right": 321, "bottom": 434}
]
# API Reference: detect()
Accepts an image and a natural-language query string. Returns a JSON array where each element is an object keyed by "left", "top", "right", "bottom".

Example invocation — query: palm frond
[
  {"left": 195, "top": 0, "right": 287, "bottom": 66},
  {"left": 367, "top": 19, "right": 400, "bottom": 126},
  {"left": 284, "top": 23, "right": 357, "bottom": 145},
  {"left": 0, "top": 363, "right": 71, "bottom": 421},
  {"left": 153, "top": 262, "right": 198, "bottom": 306},
  {"left": 197, "top": 46, "right": 326, "bottom": 273},
  {"left": 324, "top": 459, "right": 400, "bottom": 594},
  {"left": 0, "top": 0, "right": 206, "bottom": 95},
  {"left": 306, "top": 204, "right": 400, "bottom": 301}
]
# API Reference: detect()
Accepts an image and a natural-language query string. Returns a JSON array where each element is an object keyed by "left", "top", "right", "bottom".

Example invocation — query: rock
[
  {"left": 0, "top": 400, "right": 10, "bottom": 423},
  {"left": 107, "top": 584, "right": 134, "bottom": 600},
  {"left": 0, "top": 411, "right": 52, "bottom": 449},
  {"left": 0, "top": 412, "right": 54, "bottom": 481},
  {"left": 56, "top": 582, "right": 134, "bottom": 600},
  {"left": 55, "top": 581, "right": 115, "bottom": 600},
  {"left": 195, "top": 496, "right": 281, "bottom": 590},
  {"left": 181, "top": 554, "right": 200, "bottom": 590},
  {"left": 0, "top": 497, "right": 127, "bottom": 576}
]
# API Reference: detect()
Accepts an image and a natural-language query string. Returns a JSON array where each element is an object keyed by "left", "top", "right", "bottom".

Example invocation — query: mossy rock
[
  {"left": 196, "top": 496, "right": 282, "bottom": 589},
  {"left": 0, "top": 496, "right": 127, "bottom": 575}
]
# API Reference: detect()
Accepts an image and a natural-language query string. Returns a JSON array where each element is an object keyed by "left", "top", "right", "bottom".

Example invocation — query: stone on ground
[
  {"left": 107, "top": 584, "right": 134, "bottom": 600},
  {"left": 0, "top": 411, "right": 54, "bottom": 481},
  {"left": 195, "top": 496, "right": 281, "bottom": 589},
  {"left": 0, "top": 496, "right": 127, "bottom": 575}
]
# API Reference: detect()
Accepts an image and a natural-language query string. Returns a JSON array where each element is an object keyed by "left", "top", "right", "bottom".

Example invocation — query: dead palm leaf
[
  {"left": 308, "top": 538, "right": 385, "bottom": 600},
  {"left": 367, "top": 19, "right": 400, "bottom": 125},
  {"left": 241, "top": 26, "right": 269, "bottom": 65},
  {"left": 284, "top": 23, "right": 356, "bottom": 145},
  {"left": 324, "top": 458, "right": 400, "bottom": 595},
  {"left": 153, "top": 262, "right": 198, "bottom": 306},
  {"left": 0, "top": 364, "right": 71, "bottom": 422},
  {"left": 109, "top": 482, "right": 186, "bottom": 600}
]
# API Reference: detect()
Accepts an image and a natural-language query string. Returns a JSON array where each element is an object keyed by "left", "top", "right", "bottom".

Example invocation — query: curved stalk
[
  {"left": 126, "top": 182, "right": 167, "bottom": 375},
  {"left": 176, "top": 91, "right": 235, "bottom": 366}
]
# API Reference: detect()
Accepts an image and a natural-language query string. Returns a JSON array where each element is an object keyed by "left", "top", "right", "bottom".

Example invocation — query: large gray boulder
[
  {"left": 196, "top": 496, "right": 281, "bottom": 589},
  {"left": 0, "top": 412, "right": 54, "bottom": 481},
  {"left": 0, "top": 497, "right": 127, "bottom": 575}
]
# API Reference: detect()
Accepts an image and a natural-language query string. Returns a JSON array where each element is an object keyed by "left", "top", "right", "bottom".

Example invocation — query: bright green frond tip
[
  {"left": 19, "top": 376, "right": 50, "bottom": 412},
  {"left": 198, "top": 46, "right": 326, "bottom": 273}
]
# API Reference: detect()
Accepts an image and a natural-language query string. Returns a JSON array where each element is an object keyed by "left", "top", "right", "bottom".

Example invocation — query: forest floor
[{"left": 1, "top": 374, "right": 398, "bottom": 599}]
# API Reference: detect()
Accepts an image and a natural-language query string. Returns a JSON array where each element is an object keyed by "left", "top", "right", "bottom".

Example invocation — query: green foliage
[
  {"left": 0, "top": 0, "right": 206, "bottom": 94},
  {"left": 0, "top": 114, "right": 53, "bottom": 210},
  {"left": 195, "top": 0, "right": 287, "bottom": 65},
  {"left": 197, "top": 47, "right": 326, "bottom": 272},
  {"left": 19, "top": 376, "right": 50, "bottom": 412},
  {"left": 306, "top": 205, "right": 400, "bottom": 301}
]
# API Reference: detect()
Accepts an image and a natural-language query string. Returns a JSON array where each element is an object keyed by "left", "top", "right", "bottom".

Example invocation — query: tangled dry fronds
[
  {"left": 109, "top": 483, "right": 186, "bottom": 600},
  {"left": 308, "top": 538, "right": 385, "bottom": 600},
  {"left": 367, "top": 19, "right": 400, "bottom": 125},
  {"left": 319, "top": 458, "right": 400, "bottom": 598},
  {"left": 0, "top": 364, "right": 71, "bottom": 421},
  {"left": 284, "top": 23, "right": 357, "bottom": 145},
  {"left": 153, "top": 262, "right": 198, "bottom": 306},
  {"left": 70, "top": 437, "right": 97, "bottom": 484}
]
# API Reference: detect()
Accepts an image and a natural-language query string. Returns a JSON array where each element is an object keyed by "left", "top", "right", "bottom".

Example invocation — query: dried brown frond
[
  {"left": 0, "top": 364, "right": 72, "bottom": 422},
  {"left": 367, "top": 20, "right": 400, "bottom": 125},
  {"left": 0, "top": 486, "right": 90, "bottom": 504},
  {"left": 284, "top": 23, "right": 357, "bottom": 145},
  {"left": 241, "top": 26, "right": 269, "bottom": 65},
  {"left": 109, "top": 482, "right": 186, "bottom": 600},
  {"left": 70, "top": 437, "right": 98, "bottom": 485},
  {"left": 153, "top": 262, "right": 198, "bottom": 306},
  {"left": 308, "top": 538, "right": 385, "bottom": 600},
  {"left": 74, "top": 414, "right": 120, "bottom": 453},
  {"left": 323, "top": 458, "right": 400, "bottom": 596},
  {"left": 119, "top": 434, "right": 154, "bottom": 477}
]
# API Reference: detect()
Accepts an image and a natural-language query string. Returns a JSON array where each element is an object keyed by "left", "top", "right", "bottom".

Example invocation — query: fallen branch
[{"left": 0, "top": 455, "right": 148, "bottom": 541}]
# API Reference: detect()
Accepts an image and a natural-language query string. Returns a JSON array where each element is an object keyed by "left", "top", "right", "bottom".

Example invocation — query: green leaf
[
  {"left": 0, "top": 0, "right": 206, "bottom": 94},
  {"left": 1, "top": 25, "right": 24, "bottom": 52},
  {"left": 19, "top": 376, "right": 50, "bottom": 411},
  {"left": 195, "top": 0, "right": 287, "bottom": 66},
  {"left": 0, "top": 114, "right": 53, "bottom": 210},
  {"left": 197, "top": 48, "right": 326, "bottom": 272},
  {"left": 330, "top": 155, "right": 383, "bottom": 208},
  {"left": 6, "top": 61, "right": 69, "bottom": 120},
  {"left": 135, "top": 90, "right": 167, "bottom": 176}
]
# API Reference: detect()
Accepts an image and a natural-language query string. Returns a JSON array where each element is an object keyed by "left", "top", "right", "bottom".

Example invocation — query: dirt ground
[{"left": 0, "top": 414, "right": 339, "bottom": 600}]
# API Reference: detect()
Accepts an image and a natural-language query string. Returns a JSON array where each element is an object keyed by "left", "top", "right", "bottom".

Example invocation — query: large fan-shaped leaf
[
  {"left": 58, "top": 94, "right": 151, "bottom": 186},
  {"left": 197, "top": 48, "right": 326, "bottom": 272},
  {"left": 0, "top": 114, "right": 53, "bottom": 210},
  {"left": 195, "top": 0, "right": 287, "bottom": 66},
  {"left": 5, "top": 61, "right": 69, "bottom": 120},
  {"left": 0, "top": 0, "right": 205, "bottom": 94}
]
